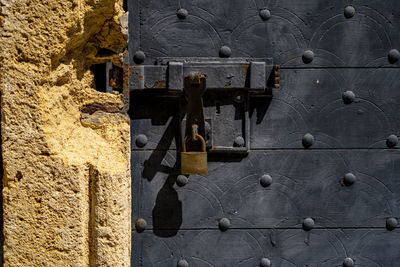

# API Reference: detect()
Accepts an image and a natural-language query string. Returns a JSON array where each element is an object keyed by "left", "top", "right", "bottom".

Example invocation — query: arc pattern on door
[{"left": 128, "top": 0, "right": 400, "bottom": 266}]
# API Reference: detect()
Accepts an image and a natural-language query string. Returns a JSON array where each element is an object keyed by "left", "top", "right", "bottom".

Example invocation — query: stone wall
[{"left": 0, "top": 0, "right": 130, "bottom": 266}]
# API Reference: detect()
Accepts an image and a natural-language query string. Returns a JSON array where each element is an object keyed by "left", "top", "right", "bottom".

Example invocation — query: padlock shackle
[{"left": 183, "top": 134, "right": 206, "bottom": 152}]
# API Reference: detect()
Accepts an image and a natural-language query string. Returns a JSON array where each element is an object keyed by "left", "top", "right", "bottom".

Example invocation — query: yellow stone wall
[{"left": 0, "top": 0, "right": 131, "bottom": 266}]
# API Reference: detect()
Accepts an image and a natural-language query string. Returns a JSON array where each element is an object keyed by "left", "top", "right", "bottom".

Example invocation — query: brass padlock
[{"left": 181, "top": 133, "right": 208, "bottom": 175}]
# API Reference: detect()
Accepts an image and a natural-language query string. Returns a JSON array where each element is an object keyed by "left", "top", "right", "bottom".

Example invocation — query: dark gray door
[{"left": 128, "top": 1, "right": 400, "bottom": 266}]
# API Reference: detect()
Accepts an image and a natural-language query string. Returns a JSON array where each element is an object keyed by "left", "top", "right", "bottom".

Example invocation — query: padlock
[{"left": 181, "top": 133, "right": 208, "bottom": 174}]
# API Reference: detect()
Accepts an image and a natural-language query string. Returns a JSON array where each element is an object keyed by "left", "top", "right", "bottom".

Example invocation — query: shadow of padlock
[{"left": 181, "top": 133, "right": 208, "bottom": 175}]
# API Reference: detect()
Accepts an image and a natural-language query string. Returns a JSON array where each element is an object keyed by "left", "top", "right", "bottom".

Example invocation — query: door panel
[
  {"left": 132, "top": 150, "right": 400, "bottom": 230},
  {"left": 133, "top": 229, "right": 400, "bottom": 267},
  {"left": 130, "top": 0, "right": 400, "bottom": 67},
  {"left": 128, "top": 0, "right": 400, "bottom": 266},
  {"left": 131, "top": 68, "right": 400, "bottom": 151}
]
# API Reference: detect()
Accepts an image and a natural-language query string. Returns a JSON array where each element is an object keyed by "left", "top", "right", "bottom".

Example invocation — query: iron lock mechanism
[{"left": 127, "top": 58, "right": 280, "bottom": 174}]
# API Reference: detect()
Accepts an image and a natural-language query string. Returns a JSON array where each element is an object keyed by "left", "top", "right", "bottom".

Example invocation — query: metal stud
[
  {"left": 133, "top": 50, "right": 146, "bottom": 64},
  {"left": 342, "top": 91, "right": 356, "bottom": 104},
  {"left": 387, "top": 135, "right": 399, "bottom": 148},
  {"left": 234, "top": 136, "right": 245, "bottom": 147},
  {"left": 302, "top": 217, "right": 315, "bottom": 231},
  {"left": 135, "top": 218, "right": 147, "bottom": 232},
  {"left": 343, "top": 173, "right": 356, "bottom": 186},
  {"left": 302, "top": 50, "right": 314, "bottom": 64},
  {"left": 302, "top": 133, "right": 314, "bottom": 148},
  {"left": 233, "top": 91, "right": 245, "bottom": 103},
  {"left": 177, "top": 8, "right": 189, "bottom": 19},
  {"left": 177, "top": 259, "right": 189, "bottom": 267},
  {"left": 219, "top": 218, "right": 231, "bottom": 231},
  {"left": 219, "top": 46, "right": 232, "bottom": 58},
  {"left": 260, "top": 257, "right": 272, "bottom": 267},
  {"left": 388, "top": 49, "right": 400, "bottom": 64},
  {"left": 386, "top": 217, "right": 398, "bottom": 231},
  {"left": 344, "top": 6, "right": 356, "bottom": 18},
  {"left": 259, "top": 9, "right": 271, "bottom": 21},
  {"left": 176, "top": 175, "right": 189, "bottom": 187},
  {"left": 343, "top": 257, "right": 355, "bottom": 267},
  {"left": 135, "top": 134, "right": 148, "bottom": 148},
  {"left": 260, "top": 174, "right": 273, "bottom": 187}
]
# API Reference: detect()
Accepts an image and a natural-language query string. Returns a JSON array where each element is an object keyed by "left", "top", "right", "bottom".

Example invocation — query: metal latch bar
[{"left": 128, "top": 60, "right": 279, "bottom": 92}]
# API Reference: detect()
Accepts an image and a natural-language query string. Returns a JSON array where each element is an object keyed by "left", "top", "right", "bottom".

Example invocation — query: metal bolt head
[
  {"left": 219, "top": 218, "right": 231, "bottom": 231},
  {"left": 219, "top": 46, "right": 232, "bottom": 58},
  {"left": 343, "top": 173, "right": 356, "bottom": 186},
  {"left": 234, "top": 136, "right": 245, "bottom": 147},
  {"left": 177, "top": 259, "right": 189, "bottom": 267},
  {"left": 260, "top": 257, "right": 272, "bottom": 267},
  {"left": 388, "top": 49, "right": 400, "bottom": 64},
  {"left": 303, "top": 217, "right": 315, "bottom": 231},
  {"left": 260, "top": 174, "right": 273, "bottom": 187},
  {"left": 259, "top": 9, "right": 271, "bottom": 20},
  {"left": 342, "top": 91, "right": 356, "bottom": 104},
  {"left": 135, "top": 218, "right": 147, "bottom": 232},
  {"left": 135, "top": 134, "right": 148, "bottom": 148},
  {"left": 302, "top": 50, "right": 314, "bottom": 64},
  {"left": 233, "top": 92, "right": 245, "bottom": 103},
  {"left": 133, "top": 50, "right": 146, "bottom": 64},
  {"left": 387, "top": 135, "right": 399, "bottom": 148},
  {"left": 176, "top": 175, "right": 188, "bottom": 187},
  {"left": 386, "top": 217, "right": 398, "bottom": 231},
  {"left": 302, "top": 133, "right": 314, "bottom": 148},
  {"left": 344, "top": 5, "right": 356, "bottom": 18},
  {"left": 343, "top": 257, "right": 355, "bottom": 267},
  {"left": 177, "top": 8, "right": 188, "bottom": 19}
]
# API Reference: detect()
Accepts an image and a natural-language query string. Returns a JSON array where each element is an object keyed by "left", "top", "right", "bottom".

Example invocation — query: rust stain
[
  {"left": 108, "top": 67, "right": 122, "bottom": 89},
  {"left": 139, "top": 75, "right": 143, "bottom": 81},
  {"left": 225, "top": 81, "right": 232, "bottom": 87},
  {"left": 152, "top": 80, "right": 166, "bottom": 88},
  {"left": 122, "top": 66, "right": 132, "bottom": 89},
  {"left": 240, "top": 65, "right": 249, "bottom": 72},
  {"left": 81, "top": 102, "right": 122, "bottom": 115}
]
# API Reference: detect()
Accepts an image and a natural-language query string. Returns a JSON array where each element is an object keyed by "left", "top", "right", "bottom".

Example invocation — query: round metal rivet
[
  {"left": 135, "top": 218, "right": 147, "bottom": 232},
  {"left": 234, "top": 136, "right": 245, "bottom": 147},
  {"left": 387, "top": 135, "right": 399, "bottom": 148},
  {"left": 135, "top": 134, "right": 148, "bottom": 148},
  {"left": 260, "top": 257, "right": 272, "bottom": 267},
  {"left": 343, "top": 257, "right": 355, "bottom": 267},
  {"left": 219, "top": 218, "right": 231, "bottom": 231},
  {"left": 342, "top": 91, "right": 356, "bottom": 104},
  {"left": 386, "top": 217, "right": 398, "bottom": 231},
  {"left": 260, "top": 174, "right": 273, "bottom": 187},
  {"left": 219, "top": 46, "right": 232, "bottom": 58},
  {"left": 302, "top": 50, "right": 314, "bottom": 64},
  {"left": 388, "top": 49, "right": 400, "bottom": 64},
  {"left": 302, "top": 133, "right": 314, "bottom": 148},
  {"left": 343, "top": 173, "right": 356, "bottom": 186},
  {"left": 303, "top": 217, "right": 315, "bottom": 231},
  {"left": 177, "top": 259, "right": 189, "bottom": 267},
  {"left": 259, "top": 9, "right": 271, "bottom": 20},
  {"left": 233, "top": 91, "right": 245, "bottom": 103},
  {"left": 344, "top": 6, "right": 356, "bottom": 18},
  {"left": 133, "top": 50, "right": 146, "bottom": 64},
  {"left": 176, "top": 175, "right": 188, "bottom": 187},
  {"left": 177, "top": 8, "right": 188, "bottom": 19}
]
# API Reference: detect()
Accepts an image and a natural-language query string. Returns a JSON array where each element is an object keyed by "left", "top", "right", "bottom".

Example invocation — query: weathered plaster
[{"left": 0, "top": 0, "right": 130, "bottom": 266}]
